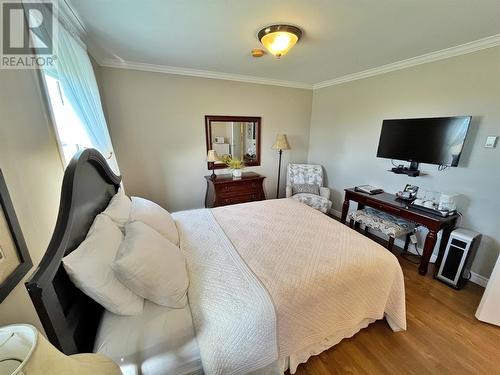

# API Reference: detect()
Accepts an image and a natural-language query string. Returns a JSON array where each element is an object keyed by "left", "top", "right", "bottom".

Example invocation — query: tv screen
[{"left": 376, "top": 116, "right": 471, "bottom": 167}]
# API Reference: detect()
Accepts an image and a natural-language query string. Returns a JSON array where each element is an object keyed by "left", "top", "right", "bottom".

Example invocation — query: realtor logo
[{"left": 1, "top": 1, "right": 57, "bottom": 68}]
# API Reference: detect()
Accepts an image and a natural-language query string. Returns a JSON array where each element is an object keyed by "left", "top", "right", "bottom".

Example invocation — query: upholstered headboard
[{"left": 25, "top": 149, "right": 121, "bottom": 354}]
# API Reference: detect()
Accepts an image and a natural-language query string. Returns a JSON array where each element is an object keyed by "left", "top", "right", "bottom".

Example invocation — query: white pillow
[
  {"left": 102, "top": 188, "right": 131, "bottom": 228},
  {"left": 63, "top": 214, "right": 143, "bottom": 315},
  {"left": 129, "top": 196, "right": 179, "bottom": 245},
  {"left": 113, "top": 221, "right": 188, "bottom": 308}
]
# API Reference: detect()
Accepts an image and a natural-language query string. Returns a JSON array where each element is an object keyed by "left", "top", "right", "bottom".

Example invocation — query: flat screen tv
[{"left": 376, "top": 116, "right": 471, "bottom": 167}]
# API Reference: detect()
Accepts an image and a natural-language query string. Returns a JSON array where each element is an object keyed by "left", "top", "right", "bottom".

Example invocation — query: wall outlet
[{"left": 485, "top": 136, "right": 498, "bottom": 148}]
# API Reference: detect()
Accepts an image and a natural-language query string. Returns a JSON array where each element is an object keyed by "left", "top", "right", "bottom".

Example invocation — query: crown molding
[
  {"left": 98, "top": 58, "right": 313, "bottom": 90},
  {"left": 313, "top": 34, "right": 500, "bottom": 89},
  {"left": 57, "top": 0, "right": 87, "bottom": 42},
  {"left": 94, "top": 34, "right": 500, "bottom": 91}
]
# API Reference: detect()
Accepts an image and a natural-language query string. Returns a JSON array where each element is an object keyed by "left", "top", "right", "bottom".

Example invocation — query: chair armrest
[
  {"left": 319, "top": 187, "right": 331, "bottom": 199},
  {"left": 285, "top": 185, "right": 293, "bottom": 198}
]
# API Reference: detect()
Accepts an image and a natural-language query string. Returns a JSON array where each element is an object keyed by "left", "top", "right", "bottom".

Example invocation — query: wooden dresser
[{"left": 204, "top": 172, "right": 266, "bottom": 208}]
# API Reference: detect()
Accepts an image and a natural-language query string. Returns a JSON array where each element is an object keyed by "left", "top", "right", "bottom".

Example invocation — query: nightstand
[{"left": 205, "top": 172, "right": 266, "bottom": 208}]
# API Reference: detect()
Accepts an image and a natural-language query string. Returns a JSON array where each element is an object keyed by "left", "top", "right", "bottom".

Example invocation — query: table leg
[
  {"left": 341, "top": 198, "right": 350, "bottom": 224},
  {"left": 419, "top": 230, "right": 438, "bottom": 275}
]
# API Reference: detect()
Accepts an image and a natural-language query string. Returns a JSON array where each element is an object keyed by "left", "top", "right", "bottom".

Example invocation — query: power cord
[
  {"left": 391, "top": 159, "right": 402, "bottom": 168},
  {"left": 401, "top": 242, "right": 422, "bottom": 264},
  {"left": 400, "top": 229, "right": 422, "bottom": 264}
]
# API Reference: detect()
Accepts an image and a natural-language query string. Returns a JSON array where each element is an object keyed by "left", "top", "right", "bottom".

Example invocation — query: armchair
[{"left": 286, "top": 164, "right": 332, "bottom": 213}]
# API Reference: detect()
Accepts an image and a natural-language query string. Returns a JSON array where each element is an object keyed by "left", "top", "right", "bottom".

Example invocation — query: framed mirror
[{"left": 205, "top": 115, "right": 261, "bottom": 169}]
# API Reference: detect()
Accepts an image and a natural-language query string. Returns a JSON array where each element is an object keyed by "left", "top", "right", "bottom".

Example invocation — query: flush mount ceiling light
[{"left": 258, "top": 24, "right": 302, "bottom": 58}]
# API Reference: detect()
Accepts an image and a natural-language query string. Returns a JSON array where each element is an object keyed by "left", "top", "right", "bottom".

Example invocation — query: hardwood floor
[{"left": 290, "top": 239, "right": 500, "bottom": 375}]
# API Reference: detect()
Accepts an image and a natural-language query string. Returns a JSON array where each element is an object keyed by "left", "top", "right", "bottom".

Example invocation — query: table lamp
[
  {"left": 0, "top": 324, "right": 120, "bottom": 374},
  {"left": 207, "top": 150, "right": 218, "bottom": 179},
  {"left": 272, "top": 134, "right": 291, "bottom": 198}
]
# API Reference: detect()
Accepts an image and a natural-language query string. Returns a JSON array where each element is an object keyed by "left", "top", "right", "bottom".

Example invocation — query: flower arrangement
[
  {"left": 225, "top": 157, "right": 244, "bottom": 170},
  {"left": 222, "top": 155, "right": 245, "bottom": 177}
]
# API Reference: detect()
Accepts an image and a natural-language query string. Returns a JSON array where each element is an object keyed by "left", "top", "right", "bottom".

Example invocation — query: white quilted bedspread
[
  {"left": 212, "top": 199, "right": 406, "bottom": 373},
  {"left": 174, "top": 199, "right": 406, "bottom": 374},
  {"left": 173, "top": 209, "right": 279, "bottom": 375}
]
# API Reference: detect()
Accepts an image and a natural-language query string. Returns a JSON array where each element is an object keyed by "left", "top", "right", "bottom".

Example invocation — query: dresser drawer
[
  {"left": 366, "top": 198, "right": 401, "bottom": 215},
  {"left": 205, "top": 173, "right": 266, "bottom": 208},
  {"left": 217, "top": 181, "right": 261, "bottom": 197},
  {"left": 220, "top": 193, "right": 263, "bottom": 206}
]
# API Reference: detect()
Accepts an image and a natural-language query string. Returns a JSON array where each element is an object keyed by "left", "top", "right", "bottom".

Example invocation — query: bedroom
[{"left": 0, "top": 0, "right": 499, "bottom": 374}]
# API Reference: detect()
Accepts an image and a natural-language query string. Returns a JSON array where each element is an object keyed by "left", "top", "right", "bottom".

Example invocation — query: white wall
[
  {"left": 98, "top": 68, "right": 313, "bottom": 212},
  {"left": 308, "top": 47, "right": 500, "bottom": 278},
  {"left": 0, "top": 69, "right": 64, "bottom": 331}
]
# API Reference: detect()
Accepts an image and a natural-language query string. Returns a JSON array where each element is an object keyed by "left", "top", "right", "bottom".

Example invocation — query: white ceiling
[{"left": 68, "top": 0, "right": 500, "bottom": 86}]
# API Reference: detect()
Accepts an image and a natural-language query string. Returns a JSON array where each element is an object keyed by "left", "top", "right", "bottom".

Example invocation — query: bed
[{"left": 25, "top": 149, "right": 406, "bottom": 374}]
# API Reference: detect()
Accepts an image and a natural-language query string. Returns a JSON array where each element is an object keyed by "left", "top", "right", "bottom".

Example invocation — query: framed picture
[{"left": 0, "top": 169, "right": 32, "bottom": 303}]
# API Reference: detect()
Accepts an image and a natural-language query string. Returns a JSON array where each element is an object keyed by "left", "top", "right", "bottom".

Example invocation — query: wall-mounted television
[{"left": 376, "top": 116, "right": 471, "bottom": 167}]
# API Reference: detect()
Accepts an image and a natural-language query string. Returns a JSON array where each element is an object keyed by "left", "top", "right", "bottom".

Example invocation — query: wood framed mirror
[{"left": 205, "top": 116, "right": 261, "bottom": 169}]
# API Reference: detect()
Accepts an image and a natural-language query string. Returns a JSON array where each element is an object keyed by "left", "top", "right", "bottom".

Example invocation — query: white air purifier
[{"left": 435, "top": 228, "right": 481, "bottom": 289}]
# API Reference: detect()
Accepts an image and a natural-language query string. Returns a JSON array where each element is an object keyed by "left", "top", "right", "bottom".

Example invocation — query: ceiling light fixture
[
  {"left": 258, "top": 25, "right": 302, "bottom": 59},
  {"left": 251, "top": 48, "right": 265, "bottom": 58}
]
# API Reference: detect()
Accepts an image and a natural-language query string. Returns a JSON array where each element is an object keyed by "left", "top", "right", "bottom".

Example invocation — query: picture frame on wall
[{"left": 0, "top": 169, "right": 32, "bottom": 303}]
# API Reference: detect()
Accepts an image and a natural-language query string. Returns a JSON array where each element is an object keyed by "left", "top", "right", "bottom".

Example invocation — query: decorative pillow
[
  {"left": 102, "top": 188, "right": 131, "bottom": 228},
  {"left": 129, "top": 196, "right": 179, "bottom": 246},
  {"left": 292, "top": 183, "right": 320, "bottom": 196},
  {"left": 62, "top": 214, "right": 143, "bottom": 315},
  {"left": 113, "top": 221, "right": 189, "bottom": 308}
]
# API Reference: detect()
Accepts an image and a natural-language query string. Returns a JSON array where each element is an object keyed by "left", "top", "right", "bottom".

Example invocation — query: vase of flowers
[{"left": 222, "top": 155, "right": 245, "bottom": 178}]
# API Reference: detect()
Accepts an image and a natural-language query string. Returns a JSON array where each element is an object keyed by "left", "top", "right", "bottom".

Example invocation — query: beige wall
[
  {"left": 98, "top": 68, "right": 313, "bottom": 212},
  {"left": 0, "top": 47, "right": 498, "bottom": 329},
  {"left": 0, "top": 69, "right": 64, "bottom": 331},
  {"left": 308, "top": 47, "right": 500, "bottom": 278}
]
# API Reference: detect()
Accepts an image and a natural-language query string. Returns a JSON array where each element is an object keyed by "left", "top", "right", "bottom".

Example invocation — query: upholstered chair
[{"left": 285, "top": 163, "right": 333, "bottom": 213}]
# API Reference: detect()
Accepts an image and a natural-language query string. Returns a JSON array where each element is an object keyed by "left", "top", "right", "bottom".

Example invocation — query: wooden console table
[
  {"left": 341, "top": 188, "right": 458, "bottom": 276},
  {"left": 205, "top": 172, "right": 265, "bottom": 208}
]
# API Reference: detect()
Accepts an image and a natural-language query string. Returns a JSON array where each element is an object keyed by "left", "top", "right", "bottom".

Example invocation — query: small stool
[{"left": 348, "top": 207, "right": 415, "bottom": 251}]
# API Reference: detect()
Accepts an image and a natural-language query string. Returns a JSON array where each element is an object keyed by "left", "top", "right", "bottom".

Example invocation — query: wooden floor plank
[{"left": 287, "top": 241, "right": 500, "bottom": 375}]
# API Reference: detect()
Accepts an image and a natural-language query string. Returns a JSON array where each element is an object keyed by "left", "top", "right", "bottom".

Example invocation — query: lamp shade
[
  {"left": 207, "top": 150, "right": 219, "bottom": 162},
  {"left": 0, "top": 324, "right": 121, "bottom": 374},
  {"left": 272, "top": 134, "right": 290, "bottom": 150},
  {"left": 0, "top": 324, "right": 37, "bottom": 374}
]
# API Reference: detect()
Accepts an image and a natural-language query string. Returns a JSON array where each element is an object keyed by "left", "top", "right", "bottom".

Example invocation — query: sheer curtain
[
  {"left": 29, "top": 3, "right": 120, "bottom": 174},
  {"left": 52, "top": 25, "right": 119, "bottom": 173}
]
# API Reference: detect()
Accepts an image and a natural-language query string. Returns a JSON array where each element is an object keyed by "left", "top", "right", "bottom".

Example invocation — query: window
[
  {"left": 42, "top": 73, "right": 93, "bottom": 165},
  {"left": 37, "top": 10, "right": 119, "bottom": 173}
]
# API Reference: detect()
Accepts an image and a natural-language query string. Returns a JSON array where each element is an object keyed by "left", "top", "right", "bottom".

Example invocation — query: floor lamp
[{"left": 272, "top": 134, "right": 291, "bottom": 198}]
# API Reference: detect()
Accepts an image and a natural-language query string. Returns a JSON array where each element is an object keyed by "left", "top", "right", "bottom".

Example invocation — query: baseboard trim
[
  {"left": 469, "top": 272, "right": 489, "bottom": 288},
  {"left": 330, "top": 208, "right": 342, "bottom": 218}
]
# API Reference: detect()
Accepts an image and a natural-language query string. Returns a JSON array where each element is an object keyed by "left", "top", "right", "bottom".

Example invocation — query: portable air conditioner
[{"left": 435, "top": 228, "right": 481, "bottom": 289}]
